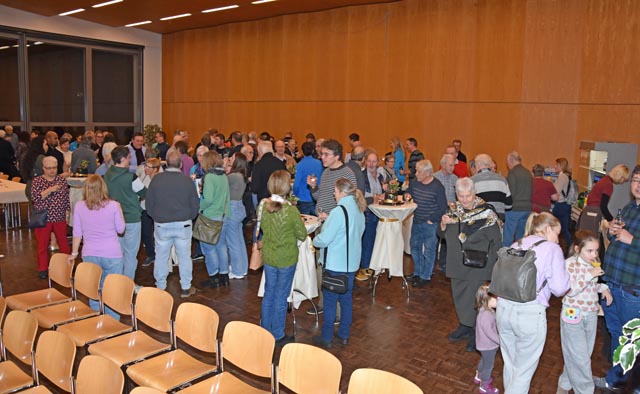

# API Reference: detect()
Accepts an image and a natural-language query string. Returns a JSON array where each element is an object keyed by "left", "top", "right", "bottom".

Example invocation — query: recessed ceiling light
[
  {"left": 251, "top": 0, "right": 277, "bottom": 4},
  {"left": 125, "top": 20, "right": 152, "bottom": 27},
  {"left": 12, "top": 44, "right": 18, "bottom": 48},
  {"left": 59, "top": 8, "right": 85, "bottom": 16},
  {"left": 33, "top": 42, "right": 44, "bottom": 45},
  {"left": 0, "top": 46, "right": 10, "bottom": 50},
  {"left": 92, "top": 0, "right": 123, "bottom": 8},
  {"left": 160, "top": 13, "right": 192, "bottom": 21},
  {"left": 202, "top": 5, "right": 238, "bottom": 13}
]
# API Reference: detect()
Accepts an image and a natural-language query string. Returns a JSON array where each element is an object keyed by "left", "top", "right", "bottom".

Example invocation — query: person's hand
[
  {"left": 399, "top": 169, "right": 405, "bottom": 175},
  {"left": 589, "top": 266, "right": 605, "bottom": 277},
  {"left": 609, "top": 220, "right": 624, "bottom": 236},
  {"left": 404, "top": 193, "right": 412, "bottom": 200},
  {"left": 602, "top": 289, "right": 613, "bottom": 306},
  {"left": 307, "top": 175, "right": 317, "bottom": 188},
  {"left": 616, "top": 229, "right": 634, "bottom": 245},
  {"left": 318, "top": 212, "right": 328, "bottom": 220}
]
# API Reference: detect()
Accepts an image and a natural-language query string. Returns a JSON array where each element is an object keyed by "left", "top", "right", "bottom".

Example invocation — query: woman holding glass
[
  {"left": 312, "top": 178, "right": 366, "bottom": 348},
  {"left": 259, "top": 170, "right": 307, "bottom": 343},
  {"left": 225, "top": 152, "right": 249, "bottom": 279}
]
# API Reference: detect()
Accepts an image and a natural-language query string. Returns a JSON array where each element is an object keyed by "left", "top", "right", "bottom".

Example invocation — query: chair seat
[
  {"left": 88, "top": 331, "right": 171, "bottom": 366},
  {"left": 126, "top": 349, "right": 216, "bottom": 392},
  {"left": 57, "top": 315, "right": 132, "bottom": 346},
  {"left": 6, "top": 289, "right": 70, "bottom": 312},
  {"left": 179, "top": 371, "right": 270, "bottom": 394},
  {"left": 30, "top": 301, "right": 99, "bottom": 329},
  {"left": 19, "top": 385, "right": 53, "bottom": 394},
  {"left": 0, "top": 361, "right": 33, "bottom": 393}
]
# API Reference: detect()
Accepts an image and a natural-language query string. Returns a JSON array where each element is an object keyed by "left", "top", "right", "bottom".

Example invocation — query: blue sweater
[
  {"left": 293, "top": 156, "right": 323, "bottom": 203},
  {"left": 313, "top": 196, "right": 365, "bottom": 273}
]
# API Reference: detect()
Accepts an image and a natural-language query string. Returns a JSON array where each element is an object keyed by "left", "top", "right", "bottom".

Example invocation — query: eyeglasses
[
  {"left": 43, "top": 166, "right": 57, "bottom": 170},
  {"left": 631, "top": 178, "right": 640, "bottom": 184},
  {"left": 145, "top": 166, "right": 159, "bottom": 170}
]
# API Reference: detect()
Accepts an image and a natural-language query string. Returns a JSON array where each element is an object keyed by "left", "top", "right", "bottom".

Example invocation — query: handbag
[
  {"left": 192, "top": 213, "right": 223, "bottom": 244},
  {"left": 458, "top": 220, "right": 489, "bottom": 268},
  {"left": 321, "top": 206, "right": 350, "bottom": 294},
  {"left": 28, "top": 207, "right": 48, "bottom": 229},
  {"left": 249, "top": 200, "right": 266, "bottom": 270}
]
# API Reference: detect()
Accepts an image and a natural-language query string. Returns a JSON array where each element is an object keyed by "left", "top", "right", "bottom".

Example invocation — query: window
[
  {"left": 0, "top": 35, "right": 20, "bottom": 122},
  {"left": 92, "top": 50, "right": 135, "bottom": 123}
]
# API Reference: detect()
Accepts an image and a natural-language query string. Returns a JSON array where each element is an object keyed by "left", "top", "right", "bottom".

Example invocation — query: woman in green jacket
[{"left": 259, "top": 170, "right": 307, "bottom": 343}]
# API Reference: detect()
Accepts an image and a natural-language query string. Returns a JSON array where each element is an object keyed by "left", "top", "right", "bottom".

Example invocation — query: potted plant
[
  {"left": 613, "top": 318, "right": 640, "bottom": 373},
  {"left": 143, "top": 124, "right": 162, "bottom": 149}
]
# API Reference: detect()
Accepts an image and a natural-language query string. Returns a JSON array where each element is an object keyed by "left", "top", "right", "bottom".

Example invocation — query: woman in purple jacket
[
  {"left": 496, "top": 212, "right": 570, "bottom": 393},
  {"left": 69, "top": 175, "right": 126, "bottom": 319}
]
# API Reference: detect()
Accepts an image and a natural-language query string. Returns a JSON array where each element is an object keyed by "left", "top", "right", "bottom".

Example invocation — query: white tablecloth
[
  {"left": 0, "top": 180, "right": 28, "bottom": 204},
  {"left": 258, "top": 214, "right": 320, "bottom": 309},
  {"left": 368, "top": 202, "right": 417, "bottom": 277}
]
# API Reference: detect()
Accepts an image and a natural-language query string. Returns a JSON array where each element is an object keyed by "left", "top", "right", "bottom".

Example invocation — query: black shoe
[
  {"left": 38, "top": 270, "right": 48, "bottom": 280},
  {"left": 191, "top": 253, "right": 204, "bottom": 261},
  {"left": 142, "top": 256, "right": 155, "bottom": 267},
  {"left": 593, "top": 377, "right": 624, "bottom": 393},
  {"left": 312, "top": 335, "right": 332, "bottom": 349},
  {"left": 335, "top": 335, "right": 349, "bottom": 345},
  {"left": 412, "top": 278, "right": 428, "bottom": 288},
  {"left": 276, "top": 335, "right": 295, "bottom": 346},
  {"left": 200, "top": 274, "right": 219, "bottom": 288},
  {"left": 448, "top": 325, "right": 473, "bottom": 342},
  {"left": 218, "top": 273, "right": 229, "bottom": 287},
  {"left": 465, "top": 336, "right": 476, "bottom": 352},
  {"left": 180, "top": 286, "right": 197, "bottom": 298}
]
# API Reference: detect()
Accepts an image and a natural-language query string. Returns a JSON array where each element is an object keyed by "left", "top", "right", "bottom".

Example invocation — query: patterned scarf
[{"left": 449, "top": 196, "right": 500, "bottom": 243}]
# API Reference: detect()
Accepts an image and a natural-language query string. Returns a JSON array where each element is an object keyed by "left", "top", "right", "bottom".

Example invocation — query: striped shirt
[
  {"left": 603, "top": 200, "right": 640, "bottom": 286},
  {"left": 472, "top": 169, "right": 512, "bottom": 214},
  {"left": 312, "top": 164, "right": 358, "bottom": 214},
  {"left": 407, "top": 177, "right": 447, "bottom": 223},
  {"left": 434, "top": 170, "right": 458, "bottom": 203}
]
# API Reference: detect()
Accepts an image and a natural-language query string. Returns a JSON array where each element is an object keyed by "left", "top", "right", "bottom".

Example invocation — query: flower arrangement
[
  {"left": 286, "top": 192, "right": 299, "bottom": 205},
  {"left": 287, "top": 164, "right": 296, "bottom": 176},
  {"left": 387, "top": 179, "right": 401, "bottom": 195}
]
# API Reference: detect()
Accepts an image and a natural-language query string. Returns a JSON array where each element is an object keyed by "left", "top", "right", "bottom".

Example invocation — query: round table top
[
  {"left": 368, "top": 201, "right": 417, "bottom": 221},
  {"left": 67, "top": 177, "right": 88, "bottom": 187}
]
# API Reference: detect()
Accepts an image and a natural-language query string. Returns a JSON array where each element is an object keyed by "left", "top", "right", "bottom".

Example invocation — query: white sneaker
[{"left": 228, "top": 273, "right": 246, "bottom": 279}]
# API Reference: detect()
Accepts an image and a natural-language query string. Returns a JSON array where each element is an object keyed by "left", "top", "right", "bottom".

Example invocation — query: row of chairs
[{"left": 1, "top": 254, "right": 422, "bottom": 393}]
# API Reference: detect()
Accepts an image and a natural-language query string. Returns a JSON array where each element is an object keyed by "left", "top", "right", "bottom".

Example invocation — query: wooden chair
[
  {"left": 276, "top": 343, "right": 342, "bottom": 394},
  {"left": 0, "top": 297, "right": 7, "bottom": 326},
  {"left": 347, "top": 368, "right": 423, "bottom": 394},
  {"left": 0, "top": 311, "right": 39, "bottom": 393},
  {"left": 88, "top": 287, "right": 173, "bottom": 366},
  {"left": 10, "top": 177, "right": 20, "bottom": 183},
  {"left": 0, "top": 174, "right": 8, "bottom": 180},
  {"left": 57, "top": 274, "right": 135, "bottom": 347},
  {"left": 18, "top": 330, "right": 77, "bottom": 394},
  {"left": 126, "top": 302, "right": 219, "bottom": 392},
  {"left": 178, "top": 321, "right": 275, "bottom": 394},
  {"left": 6, "top": 254, "right": 74, "bottom": 312},
  {"left": 30, "top": 262, "right": 102, "bottom": 329},
  {"left": 130, "top": 387, "right": 165, "bottom": 394},
  {"left": 73, "top": 355, "right": 124, "bottom": 394}
]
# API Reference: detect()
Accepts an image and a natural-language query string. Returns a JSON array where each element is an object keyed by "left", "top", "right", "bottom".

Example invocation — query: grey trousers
[
  {"left": 557, "top": 310, "right": 598, "bottom": 394},
  {"left": 478, "top": 348, "right": 499, "bottom": 382}
]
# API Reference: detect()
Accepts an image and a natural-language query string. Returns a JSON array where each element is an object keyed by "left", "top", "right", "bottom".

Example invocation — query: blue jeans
[
  {"left": 602, "top": 285, "right": 640, "bottom": 387},
  {"left": 322, "top": 271, "right": 355, "bottom": 342},
  {"left": 83, "top": 256, "right": 123, "bottom": 320},
  {"left": 552, "top": 202, "right": 572, "bottom": 249},
  {"left": 200, "top": 218, "right": 229, "bottom": 276},
  {"left": 261, "top": 264, "right": 296, "bottom": 340},
  {"left": 119, "top": 222, "right": 141, "bottom": 281},
  {"left": 360, "top": 210, "right": 378, "bottom": 269},
  {"left": 503, "top": 210, "right": 530, "bottom": 247},
  {"left": 410, "top": 221, "right": 438, "bottom": 280},
  {"left": 297, "top": 201, "right": 316, "bottom": 216},
  {"left": 153, "top": 220, "right": 193, "bottom": 290},
  {"left": 225, "top": 201, "right": 248, "bottom": 276}
]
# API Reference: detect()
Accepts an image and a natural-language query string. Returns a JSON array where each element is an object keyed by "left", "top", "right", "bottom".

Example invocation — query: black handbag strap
[{"left": 338, "top": 205, "right": 349, "bottom": 272}]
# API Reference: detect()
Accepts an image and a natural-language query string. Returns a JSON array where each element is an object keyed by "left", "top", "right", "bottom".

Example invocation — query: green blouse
[{"left": 260, "top": 202, "right": 307, "bottom": 268}]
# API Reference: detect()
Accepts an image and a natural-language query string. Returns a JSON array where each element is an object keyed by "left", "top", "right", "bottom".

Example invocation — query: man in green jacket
[{"left": 104, "top": 146, "right": 146, "bottom": 283}]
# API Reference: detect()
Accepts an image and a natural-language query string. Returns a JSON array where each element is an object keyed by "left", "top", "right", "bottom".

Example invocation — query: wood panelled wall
[{"left": 162, "top": 0, "right": 640, "bottom": 170}]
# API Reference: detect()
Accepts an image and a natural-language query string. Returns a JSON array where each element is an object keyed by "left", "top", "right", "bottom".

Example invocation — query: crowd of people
[{"left": 2, "top": 124, "right": 640, "bottom": 394}]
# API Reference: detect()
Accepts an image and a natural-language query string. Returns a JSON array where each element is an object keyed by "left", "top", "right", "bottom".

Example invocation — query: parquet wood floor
[{"left": 0, "top": 226, "right": 615, "bottom": 393}]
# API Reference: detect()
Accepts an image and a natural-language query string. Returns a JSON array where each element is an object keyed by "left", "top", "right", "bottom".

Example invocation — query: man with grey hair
[
  {"left": 71, "top": 130, "right": 98, "bottom": 174},
  {"left": 345, "top": 145, "right": 366, "bottom": 194},
  {"left": 4, "top": 125, "right": 17, "bottom": 150},
  {"left": 471, "top": 153, "right": 512, "bottom": 221},
  {"left": 504, "top": 151, "right": 532, "bottom": 246},
  {"left": 434, "top": 153, "right": 458, "bottom": 271},
  {"left": 146, "top": 149, "right": 200, "bottom": 298},
  {"left": 251, "top": 140, "right": 286, "bottom": 202},
  {"left": 405, "top": 159, "right": 447, "bottom": 287}
]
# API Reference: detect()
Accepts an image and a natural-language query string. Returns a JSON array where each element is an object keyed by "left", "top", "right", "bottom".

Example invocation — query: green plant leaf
[
  {"left": 631, "top": 328, "right": 640, "bottom": 343},
  {"left": 620, "top": 336, "right": 629, "bottom": 346},
  {"left": 613, "top": 344, "right": 623, "bottom": 366},
  {"left": 618, "top": 343, "right": 638, "bottom": 374},
  {"left": 623, "top": 318, "right": 640, "bottom": 335}
]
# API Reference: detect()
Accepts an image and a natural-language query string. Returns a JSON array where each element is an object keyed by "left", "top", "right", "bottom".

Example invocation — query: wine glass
[{"left": 591, "top": 256, "right": 601, "bottom": 268}]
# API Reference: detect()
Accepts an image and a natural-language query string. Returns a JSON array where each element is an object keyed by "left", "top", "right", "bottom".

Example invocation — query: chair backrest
[
  {"left": 2, "top": 310, "right": 38, "bottom": 365},
  {"left": 347, "top": 368, "right": 423, "bottom": 394},
  {"left": 134, "top": 287, "right": 173, "bottom": 333},
  {"left": 130, "top": 387, "right": 165, "bottom": 394},
  {"left": 174, "top": 302, "right": 218, "bottom": 353},
  {"left": 11, "top": 176, "right": 21, "bottom": 183},
  {"left": 278, "top": 343, "right": 342, "bottom": 394},
  {"left": 74, "top": 263, "right": 102, "bottom": 300},
  {"left": 0, "top": 174, "right": 8, "bottom": 180},
  {"left": 34, "top": 330, "right": 76, "bottom": 392},
  {"left": 101, "top": 274, "right": 134, "bottom": 316},
  {"left": 49, "top": 253, "right": 74, "bottom": 288},
  {"left": 0, "top": 296, "right": 7, "bottom": 325},
  {"left": 221, "top": 321, "right": 274, "bottom": 378},
  {"left": 75, "top": 355, "right": 124, "bottom": 394}
]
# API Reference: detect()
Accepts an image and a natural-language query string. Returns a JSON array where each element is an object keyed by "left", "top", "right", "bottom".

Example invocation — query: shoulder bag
[
  {"left": 249, "top": 200, "right": 265, "bottom": 270},
  {"left": 28, "top": 206, "right": 48, "bottom": 229},
  {"left": 321, "top": 205, "right": 350, "bottom": 294},
  {"left": 459, "top": 220, "right": 489, "bottom": 268},
  {"left": 193, "top": 213, "right": 223, "bottom": 244}
]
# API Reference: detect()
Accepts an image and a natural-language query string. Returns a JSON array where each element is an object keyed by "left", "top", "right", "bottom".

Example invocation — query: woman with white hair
[
  {"left": 30, "top": 156, "right": 71, "bottom": 279},
  {"left": 95, "top": 142, "right": 118, "bottom": 176},
  {"left": 438, "top": 177, "right": 502, "bottom": 352}
]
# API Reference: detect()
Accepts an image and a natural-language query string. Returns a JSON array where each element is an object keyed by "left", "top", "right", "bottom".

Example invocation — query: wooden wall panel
[{"left": 162, "top": 0, "right": 640, "bottom": 170}]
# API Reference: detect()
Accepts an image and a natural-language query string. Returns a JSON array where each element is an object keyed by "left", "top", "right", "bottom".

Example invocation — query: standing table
[
  {"left": 368, "top": 202, "right": 417, "bottom": 298},
  {"left": 0, "top": 180, "right": 28, "bottom": 230}
]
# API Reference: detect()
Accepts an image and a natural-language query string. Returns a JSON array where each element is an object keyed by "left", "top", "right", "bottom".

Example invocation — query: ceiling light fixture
[
  {"left": 202, "top": 5, "right": 239, "bottom": 13},
  {"left": 33, "top": 42, "right": 44, "bottom": 45},
  {"left": 58, "top": 8, "right": 85, "bottom": 16},
  {"left": 0, "top": 46, "right": 10, "bottom": 50},
  {"left": 125, "top": 20, "right": 152, "bottom": 27},
  {"left": 92, "top": 0, "right": 123, "bottom": 8},
  {"left": 160, "top": 13, "right": 192, "bottom": 21},
  {"left": 251, "top": 0, "right": 277, "bottom": 4}
]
